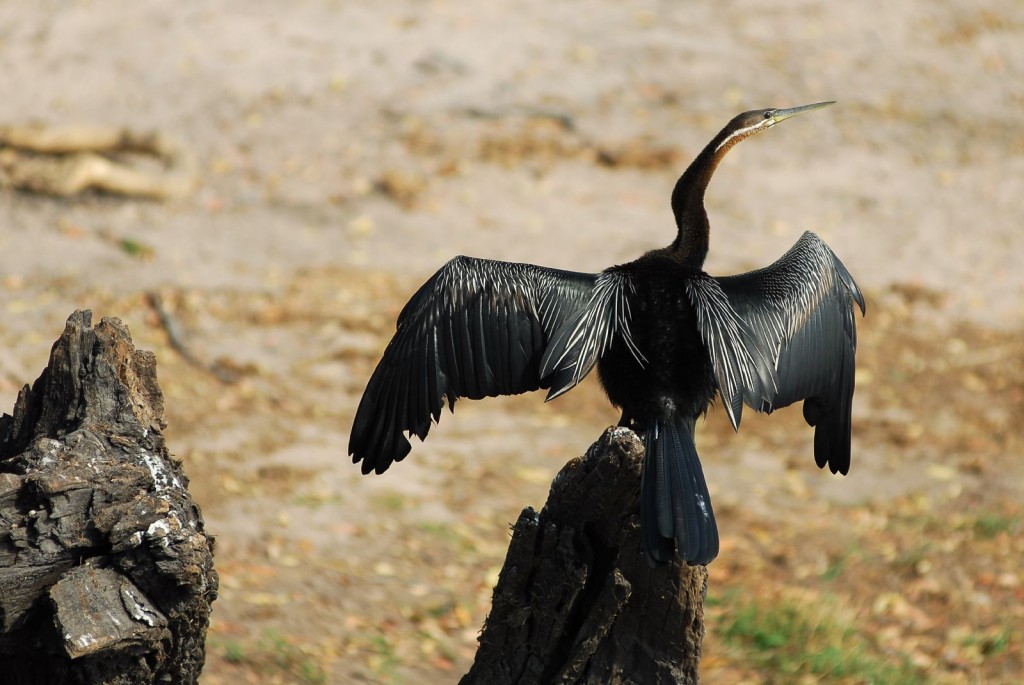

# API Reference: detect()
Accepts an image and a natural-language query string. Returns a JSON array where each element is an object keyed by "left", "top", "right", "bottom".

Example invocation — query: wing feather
[
  {"left": 714, "top": 231, "right": 865, "bottom": 474},
  {"left": 539, "top": 269, "right": 647, "bottom": 400},
  {"left": 685, "top": 273, "right": 777, "bottom": 429},
  {"left": 349, "top": 256, "right": 597, "bottom": 473}
]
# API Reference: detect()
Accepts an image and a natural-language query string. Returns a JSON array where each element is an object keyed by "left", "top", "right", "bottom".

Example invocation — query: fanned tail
[{"left": 640, "top": 418, "right": 719, "bottom": 566}]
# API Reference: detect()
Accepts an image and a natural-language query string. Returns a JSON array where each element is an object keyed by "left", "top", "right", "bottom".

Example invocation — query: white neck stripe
[{"left": 713, "top": 122, "right": 769, "bottom": 153}]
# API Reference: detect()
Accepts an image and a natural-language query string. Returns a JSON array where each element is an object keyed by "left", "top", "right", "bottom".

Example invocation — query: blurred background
[{"left": 1, "top": 1, "right": 1022, "bottom": 683}]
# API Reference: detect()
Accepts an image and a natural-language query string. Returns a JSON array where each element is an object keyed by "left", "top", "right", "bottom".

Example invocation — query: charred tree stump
[
  {"left": 0, "top": 310, "right": 217, "bottom": 684},
  {"left": 461, "top": 427, "right": 706, "bottom": 685}
]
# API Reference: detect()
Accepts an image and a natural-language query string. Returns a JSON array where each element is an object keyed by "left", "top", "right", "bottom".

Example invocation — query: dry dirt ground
[{"left": 1, "top": 2, "right": 1023, "bottom": 683}]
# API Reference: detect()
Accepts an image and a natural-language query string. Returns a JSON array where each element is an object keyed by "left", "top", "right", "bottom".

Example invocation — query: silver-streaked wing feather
[
  {"left": 715, "top": 231, "right": 865, "bottom": 474},
  {"left": 539, "top": 268, "right": 647, "bottom": 401},
  {"left": 685, "top": 273, "right": 777, "bottom": 430},
  {"left": 349, "top": 256, "right": 597, "bottom": 474}
]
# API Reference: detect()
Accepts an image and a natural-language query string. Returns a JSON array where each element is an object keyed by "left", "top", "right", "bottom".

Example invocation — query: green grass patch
[
  {"left": 119, "top": 237, "right": 155, "bottom": 259},
  {"left": 221, "top": 639, "right": 247, "bottom": 664},
  {"left": 714, "top": 593, "right": 924, "bottom": 684},
  {"left": 415, "top": 520, "right": 480, "bottom": 552},
  {"left": 211, "top": 631, "right": 327, "bottom": 684},
  {"left": 891, "top": 542, "right": 932, "bottom": 574},
  {"left": 972, "top": 513, "right": 1019, "bottom": 540},
  {"left": 416, "top": 521, "right": 460, "bottom": 542},
  {"left": 963, "top": 626, "right": 1014, "bottom": 657},
  {"left": 371, "top": 492, "right": 410, "bottom": 512},
  {"left": 820, "top": 549, "right": 855, "bottom": 582},
  {"left": 368, "top": 634, "right": 401, "bottom": 681}
]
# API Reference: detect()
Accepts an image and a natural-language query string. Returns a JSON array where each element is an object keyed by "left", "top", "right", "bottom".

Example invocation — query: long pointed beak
[
  {"left": 773, "top": 101, "right": 835, "bottom": 123},
  {"left": 770, "top": 101, "right": 835, "bottom": 125}
]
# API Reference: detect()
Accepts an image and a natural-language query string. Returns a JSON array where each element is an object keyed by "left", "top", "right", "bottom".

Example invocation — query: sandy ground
[{"left": 1, "top": 1, "right": 1023, "bottom": 683}]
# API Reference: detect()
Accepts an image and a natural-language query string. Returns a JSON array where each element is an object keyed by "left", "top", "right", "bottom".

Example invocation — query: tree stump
[
  {"left": 0, "top": 311, "right": 217, "bottom": 684},
  {"left": 461, "top": 427, "right": 706, "bottom": 685}
]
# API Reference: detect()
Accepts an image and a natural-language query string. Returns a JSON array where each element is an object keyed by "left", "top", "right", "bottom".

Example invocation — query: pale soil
[{"left": 1, "top": 2, "right": 1022, "bottom": 683}]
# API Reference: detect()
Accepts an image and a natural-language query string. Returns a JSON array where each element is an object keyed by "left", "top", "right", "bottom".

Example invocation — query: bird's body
[
  {"left": 349, "top": 101, "right": 864, "bottom": 566},
  {"left": 594, "top": 251, "right": 723, "bottom": 563},
  {"left": 598, "top": 251, "right": 716, "bottom": 426}
]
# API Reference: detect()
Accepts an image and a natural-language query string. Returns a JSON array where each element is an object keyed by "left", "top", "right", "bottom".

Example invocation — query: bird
[{"left": 348, "top": 101, "right": 865, "bottom": 566}]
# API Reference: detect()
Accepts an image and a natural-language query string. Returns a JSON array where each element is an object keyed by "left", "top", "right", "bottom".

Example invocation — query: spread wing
[
  {"left": 349, "top": 256, "right": 597, "bottom": 474},
  {"left": 697, "top": 231, "right": 865, "bottom": 474}
]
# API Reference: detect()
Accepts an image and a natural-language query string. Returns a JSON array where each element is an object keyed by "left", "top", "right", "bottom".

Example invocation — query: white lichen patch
[
  {"left": 144, "top": 511, "right": 182, "bottom": 548},
  {"left": 121, "top": 586, "right": 159, "bottom": 628},
  {"left": 146, "top": 519, "right": 171, "bottom": 538},
  {"left": 74, "top": 633, "right": 97, "bottom": 649},
  {"left": 610, "top": 426, "right": 634, "bottom": 439},
  {"left": 24, "top": 438, "right": 65, "bottom": 474},
  {"left": 138, "top": 449, "right": 183, "bottom": 495}
]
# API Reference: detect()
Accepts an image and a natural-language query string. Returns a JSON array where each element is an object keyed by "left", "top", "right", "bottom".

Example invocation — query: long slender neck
[{"left": 669, "top": 122, "right": 753, "bottom": 267}]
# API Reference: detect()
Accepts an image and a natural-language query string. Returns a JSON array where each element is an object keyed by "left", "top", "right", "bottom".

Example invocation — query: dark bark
[
  {"left": 0, "top": 310, "right": 217, "bottom": 685},
  {"left": 461, "top": 427, "right": 706, "bottom": 685}
]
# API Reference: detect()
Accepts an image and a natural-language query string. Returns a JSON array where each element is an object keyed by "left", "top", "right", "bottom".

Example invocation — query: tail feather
[
  {"left": 640, "top": 437, "right": 674, "bottom": 564},
  {"left": 641, "top": 418, "right": 719, "bottom": 566}
]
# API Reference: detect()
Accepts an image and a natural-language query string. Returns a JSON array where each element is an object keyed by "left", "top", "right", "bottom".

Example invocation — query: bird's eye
[{"left": 763, "top": 110, "right": 774, "bottom": 120}]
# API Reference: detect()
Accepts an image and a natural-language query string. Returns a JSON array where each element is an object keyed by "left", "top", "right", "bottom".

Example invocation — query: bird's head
[{"left": 714, "top": 101, "right": 835, "bottom": 153}]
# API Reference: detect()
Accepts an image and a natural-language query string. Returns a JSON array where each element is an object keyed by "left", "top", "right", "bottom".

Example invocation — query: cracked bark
[
  {"left": 461, "top": 428, "right": 706, "bottom": 685},
  {"left": 0, "top": 310, "right": 217, "bottom": 684}
]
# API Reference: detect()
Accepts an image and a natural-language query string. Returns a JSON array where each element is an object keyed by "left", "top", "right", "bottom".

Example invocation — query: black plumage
[
  {"left": 348, "top": 258, "right": 597, "bottom": 474},
  {"left": 349, "top": 101, "right": 865, "bottom": 566}
]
